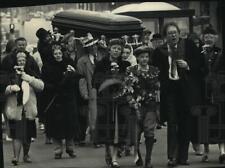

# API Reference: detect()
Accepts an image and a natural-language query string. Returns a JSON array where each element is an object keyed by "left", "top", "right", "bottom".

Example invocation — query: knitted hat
[{"left": 203, "top": 26, "right": 217, "bottom": 35}]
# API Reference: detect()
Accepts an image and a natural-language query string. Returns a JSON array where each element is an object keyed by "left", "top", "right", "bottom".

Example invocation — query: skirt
[{"left": 9, "top": 119, "right": 36, "bottom": 143}]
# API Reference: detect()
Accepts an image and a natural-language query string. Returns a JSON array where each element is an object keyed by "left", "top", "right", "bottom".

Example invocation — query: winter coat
[
  {"left": 41, "top": 57, "right": 83, "bottom": 139},
  {"left": 93, "top": 56, "right": 131, "bottom": 145},
  {"left": 4, "top": 77, "right": 44, "bottom": 120}
]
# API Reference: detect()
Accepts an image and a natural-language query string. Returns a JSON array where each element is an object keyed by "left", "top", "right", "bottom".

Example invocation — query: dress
[{"left": 93, "top": 56, "right": 131, "bottom": 145}]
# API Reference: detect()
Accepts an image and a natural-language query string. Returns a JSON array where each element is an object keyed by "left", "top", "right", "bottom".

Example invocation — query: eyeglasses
[{"left": 167, "top": 31, "right": 178, "bottom": 36}]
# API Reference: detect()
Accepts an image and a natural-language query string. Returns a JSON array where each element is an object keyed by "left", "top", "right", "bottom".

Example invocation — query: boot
[
  {"left": 66, "top": 139, "right": 76, "bottom": 158},
  {"left": 105, "top": 145, "right": 112, "bottom": 166},
  {"left": 23, "top": 142, "right": 32, "bottom": 163},
  {"left": 144, "top": 137, "right": 155, "bottom": 168},
  {"left": 54, "top": 139, "right": 63, "bottom": 159},
  {"left": 135, "top": 147, "right": 143, "bottom": 166}
]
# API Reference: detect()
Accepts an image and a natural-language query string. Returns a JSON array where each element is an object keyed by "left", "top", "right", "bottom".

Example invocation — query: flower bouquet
[{"left": 117, "top": 66, "right": 160, "bottom": 121}]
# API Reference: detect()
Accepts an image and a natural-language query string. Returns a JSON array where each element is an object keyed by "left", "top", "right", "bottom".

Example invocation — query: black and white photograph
[{"left": 0, "top": 1, "right": 225, "bottom": 168}]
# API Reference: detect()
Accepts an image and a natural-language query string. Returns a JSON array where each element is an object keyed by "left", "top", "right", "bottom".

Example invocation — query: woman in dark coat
[
  {"left": 93, "top": 38, "right": 130, "bottom": 168},
  {"left": 41, "top": 44, "right": 82, "bottom": 159},
  {"left": 200, "top": 27, "right": 225, "bottom": 163}
]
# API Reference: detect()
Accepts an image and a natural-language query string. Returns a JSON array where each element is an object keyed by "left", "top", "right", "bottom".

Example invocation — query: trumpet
[
  {"left": 131, "top": 34, "right": 142, "bottom": 46},
  {"left": 121, "top": 35, "right": 130, "bottom": 44}
]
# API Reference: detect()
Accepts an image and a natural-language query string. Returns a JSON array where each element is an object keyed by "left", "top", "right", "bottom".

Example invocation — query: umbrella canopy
[{"left": 112, "top": 2, "right": 180, "bottom": 14}]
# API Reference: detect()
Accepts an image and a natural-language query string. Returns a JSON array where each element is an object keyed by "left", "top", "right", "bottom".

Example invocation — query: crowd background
[{"left": 0, "top": 18, "right": 225, "bottom": 168}]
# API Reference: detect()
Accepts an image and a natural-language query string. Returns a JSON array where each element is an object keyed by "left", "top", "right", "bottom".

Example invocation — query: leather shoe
[
  {"left": 66, "top": 150, "right": 76, "bottom": 158},
  {"left": 111, "top": 161, "right": 120, "bottom": 168},
  {"left": 135, "top": 156, "right": 143, "bottom": 166},
  {"left": 105, "top": 154, "right": 112, "bottom": 166},
  {"left": 11, "top": 158, "right": 18, "bottom": 166},
  {"left": 144, "top": 160, "right": 153, "bottom": 168},
  {"left": 54, "top": 153, "right": 62, "bottom": 159},
  {"left": 177, "top": 160, "right": 190, "bottom": 165},
  {"left": 167, "top": 159, "right": 177, "bottom": 167},
  {"left": 219, "top": 154, "right": 225, "bottom": 164},
  {"left": 201, "top": 154, "right": 208, "bottom": 162},
  {"left": 23, "top": 155, "right": 32, "bottom": 163}
]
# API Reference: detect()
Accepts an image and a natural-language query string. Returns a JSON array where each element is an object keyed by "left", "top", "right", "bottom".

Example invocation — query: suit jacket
[
  {"left": 77, "top": 54, "right": 95, "bottom": 97},
  {"left": 152, "top": 38, "right": 202, "bottom": 121}
]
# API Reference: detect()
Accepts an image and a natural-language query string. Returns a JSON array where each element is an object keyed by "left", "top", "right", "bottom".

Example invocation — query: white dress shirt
[
  {"left": 89, "top": 54, "right": 95, "bottom": 65},
  {"left": 168, "top": 44, "right": 179, "bottom": 80}
]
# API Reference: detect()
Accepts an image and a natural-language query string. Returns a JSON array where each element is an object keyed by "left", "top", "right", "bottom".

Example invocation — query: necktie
[{"left": 170, "top": 46, "right": 178, "bottom": 78}]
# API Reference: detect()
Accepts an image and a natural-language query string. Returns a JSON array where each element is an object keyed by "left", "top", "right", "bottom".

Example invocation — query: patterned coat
[{"left": 93, "top": 56, "right": 131, "bottom": 145}]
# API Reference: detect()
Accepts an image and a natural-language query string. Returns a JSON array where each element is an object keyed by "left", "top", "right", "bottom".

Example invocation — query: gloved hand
[
  {"left": 10, "top": 85, "right": 21, "bottom": 92},
  {"left": 66, "top": 65, "right": 75, "bottom": 72}
]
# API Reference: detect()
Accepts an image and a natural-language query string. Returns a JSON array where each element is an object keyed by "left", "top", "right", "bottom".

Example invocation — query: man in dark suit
[{"left": 153, "top": 22, "right": 201, "bottom": 167}]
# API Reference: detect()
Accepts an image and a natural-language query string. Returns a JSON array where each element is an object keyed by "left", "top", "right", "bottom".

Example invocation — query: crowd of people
[{"left": 1, "top": 21, "right": 225, "bottom": 168}]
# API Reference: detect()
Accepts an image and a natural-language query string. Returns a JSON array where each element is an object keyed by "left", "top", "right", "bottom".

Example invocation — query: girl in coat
[
  {"left": 93, "top": 38, "right": 130, "bottom": 168},
  {"left": 4, "top": 51, "right": 44, "bottom": 165},
  {"left": 124, "top": 46, "right": 160, "bottom": 168}
]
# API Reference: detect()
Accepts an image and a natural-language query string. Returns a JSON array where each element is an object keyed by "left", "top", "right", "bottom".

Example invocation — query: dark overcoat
[
  {"left": 152, "top": 39, "right": 202, "bottom": 123},
  {"left": 201, "top": 46, "right": 225, "bottom": 143},
  {"left": 41, "top": 58, "right": 82, "bottom": 140}
]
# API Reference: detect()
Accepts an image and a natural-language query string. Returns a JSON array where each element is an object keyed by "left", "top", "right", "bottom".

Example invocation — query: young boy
[{"left": 124, "top": 45, "right": 160, "bottom": 168}]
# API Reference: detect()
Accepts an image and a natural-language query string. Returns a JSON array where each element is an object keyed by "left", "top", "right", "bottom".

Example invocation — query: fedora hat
[{"left": 81, "top": 33, "right": 98, "bottom": 48}]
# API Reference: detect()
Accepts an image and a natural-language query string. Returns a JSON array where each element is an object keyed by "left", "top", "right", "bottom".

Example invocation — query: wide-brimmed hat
[
  {"left": 150, "top": 33, "right": 163, "bottom": 42},
  {"left": 81, "top": 33, "right": 98, "bottom": 48},
  {"left": 133, "top": 45, "right": 151, "bottom": 57},
  {"left": 36, "top": 28, "right": 51, "bottom": 39},
  {"left": 143, "top": 29, "right": 152, "bottom": 35}
]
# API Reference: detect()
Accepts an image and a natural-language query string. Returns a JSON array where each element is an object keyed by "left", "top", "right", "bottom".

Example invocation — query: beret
[
  {"left": 134, "top": 45, "right": 151, "bottom": 57},
  {"left": 108, "top": 38, "right": 124, "bottom": 47}
]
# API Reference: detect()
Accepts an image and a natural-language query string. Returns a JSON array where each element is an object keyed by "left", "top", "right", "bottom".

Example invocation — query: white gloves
[
  {"left": 176, "top": 59, "right": 189, "bottom": 70},
  {"left": 10, "top": 85, "right": 21, "bottom": 92},
  {"left": 66, "top": 65, "right": 75, "bottom": 72}
]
